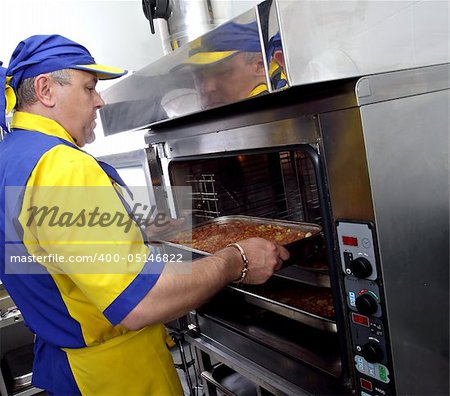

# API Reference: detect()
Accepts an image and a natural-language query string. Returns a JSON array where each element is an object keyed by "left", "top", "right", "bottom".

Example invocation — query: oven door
[{"left": 161, "top": 145, "right": 352, "bottom": 395}]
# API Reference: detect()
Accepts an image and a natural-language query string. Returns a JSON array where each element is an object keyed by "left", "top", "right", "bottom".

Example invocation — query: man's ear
[
  {"left": 34, "top": 74, "right": 56, "bottom": 107},
  {"left": 273, "top": 50, "right": 286, "bottom": 71}
]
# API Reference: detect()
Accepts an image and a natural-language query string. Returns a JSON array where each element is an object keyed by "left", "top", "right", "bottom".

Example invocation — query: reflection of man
[
  {"left": 186, "top": 22, "right": 268, "bottom": 109},
  {"left": 267, "top": 32, "right": 288, "bottom": 91}
]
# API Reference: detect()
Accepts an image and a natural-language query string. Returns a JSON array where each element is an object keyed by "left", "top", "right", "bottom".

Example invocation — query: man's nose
[
  {"left": 198, "top": 75, "right": 218, "bottom": 93},
  {"left": 95, "top": 91, "right": 106, "bottom": 109}
]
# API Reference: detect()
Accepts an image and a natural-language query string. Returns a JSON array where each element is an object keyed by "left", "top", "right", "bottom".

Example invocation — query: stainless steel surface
[
  {"left": 160, "top": 116, "right": 318, "bottom": 158},
  {"left": 0, "top": 322, "right": 36, "bottom": 396},
  {"left": 275, "top": 265, "right": 330, "bottom": 288},
  {"left": 156, "top": 0, "right": 260, "bottom": 54},
  {"left": 190, "top": 310, "right": 342, "bottom": 394},
  {"left": 200, "top": 369, "right": 237, "bottom": 396},
  {"left": 7, "top": 372, "right": 32, "bottom": 393},
  {"left": 318, "top": 64, "right": 449, "bottom": 394},
  {"left": 355, "top": 63, "right": 450, "bottom": 106},
  {"left": 100, "top": 6, "right": 264, "bottom": 134},
  {"left": 278, "top": 0, "right": 449, "bottom": 86},
  {"left": 360, "top": 84, "right": 449, "bottom": 395},
  {"left": 318, "top": 107, "right": 375, "bottom": 222},
  {"left": 144, "top": 64, "right": 448, "bottom": 395},
  {"left": 228, "top": 285, "right": 336, "bottom": 333},
  {"left": 99, "top": 0, "right": 448, "bottom": 134},
  {"left": 187, "top": 333, "right": 313, "bottom": 396}
]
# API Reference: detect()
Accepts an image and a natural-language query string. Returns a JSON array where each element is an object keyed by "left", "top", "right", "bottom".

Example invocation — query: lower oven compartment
[{"left": 190, "top": 279, "right": 346, "bottom": 395}]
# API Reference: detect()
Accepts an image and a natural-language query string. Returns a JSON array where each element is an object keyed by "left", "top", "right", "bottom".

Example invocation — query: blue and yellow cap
[
  {"left": 0, "top": 34, "right": 127, "bottom": 131},
  {"left": 186, "top": 21, "right": 262, "bottom": 66}
]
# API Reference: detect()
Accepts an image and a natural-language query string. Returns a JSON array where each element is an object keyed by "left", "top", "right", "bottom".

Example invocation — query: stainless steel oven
[
  {"left": 99, "top": 2, "right": 449, "bottom": 393},
  {"left": 143, "top": 64, "right": 449, "bottom": 395}
]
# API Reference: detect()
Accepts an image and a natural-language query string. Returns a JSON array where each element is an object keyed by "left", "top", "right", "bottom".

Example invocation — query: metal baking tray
[
  {"left": 275, "top": 265, "right": 331, "bottom": 288},
  {"left": 155, "top": 215, "right": 322, "bottom": 262},
  {"left": 275, "top": 252, "right": 330, "bottom": 287},
  {"left": 230, "top": 277, "right": 337, "bottom": 333},
  {"left": 1, "top": 343, "right": 34, "bottom": 393}
]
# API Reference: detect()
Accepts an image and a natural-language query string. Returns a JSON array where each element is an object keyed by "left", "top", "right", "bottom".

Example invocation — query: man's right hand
[{"left": 215, "top": 237, "right": 290, "bottom": 285}]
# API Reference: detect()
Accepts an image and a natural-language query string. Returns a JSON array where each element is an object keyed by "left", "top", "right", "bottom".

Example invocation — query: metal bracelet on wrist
[{"left": 226, "top": 242, "right": 249, "bottom": 284}]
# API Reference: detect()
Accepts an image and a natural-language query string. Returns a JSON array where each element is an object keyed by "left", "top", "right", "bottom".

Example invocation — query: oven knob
[
  {"left": 349, "top": 257, "right": 372, "bottom": 278},
  {"left": 355, "top": 294, "right": 378, "bottom": 316},
  {"left": 360, "top": 341, "right": 384, "bottom": 363}
]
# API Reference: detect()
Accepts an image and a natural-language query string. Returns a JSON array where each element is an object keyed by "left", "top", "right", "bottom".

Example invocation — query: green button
[{"left": 378, "top": 365, "right": 388, "bottom": 382}]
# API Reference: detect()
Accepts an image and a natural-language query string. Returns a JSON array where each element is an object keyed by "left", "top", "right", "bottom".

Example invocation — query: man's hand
[{"left": 216, "top": 237, "right": 290, "bottom": 285}]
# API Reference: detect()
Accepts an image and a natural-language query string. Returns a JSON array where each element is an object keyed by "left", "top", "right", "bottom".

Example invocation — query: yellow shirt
[{"left": 9, "top": 111, "right": 182, "bottom": 395}]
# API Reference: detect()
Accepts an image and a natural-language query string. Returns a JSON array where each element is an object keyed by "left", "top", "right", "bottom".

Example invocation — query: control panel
[{"left": 337, "top": 221, "right": 395, "bottom": 395}]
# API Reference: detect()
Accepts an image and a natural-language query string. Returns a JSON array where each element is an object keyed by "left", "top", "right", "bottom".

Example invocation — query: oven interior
[
  {"left": 170, "top": 148, "right": 321, "bottom": 225},
  {"left": 167, "top": 146, "right": 346, "bottom": 389}
]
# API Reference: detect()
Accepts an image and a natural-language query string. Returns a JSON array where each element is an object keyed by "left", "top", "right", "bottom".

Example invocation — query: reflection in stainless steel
[
  {"left": 258, "top": 0, "right": 288, "bottom": 91},
  {"left": 277, "top": 0, "right": 449, "bottom": 86},
  {"left": 156, "top": 0, "right": 261, "bottom": 54},
  {"left": 100, "top": 0, "right": 448, "bottom": 136},
  {"left": 181, "top": 19, "right": 268, "bottom": 110},
  {"left": 100, "top": 7, "right": 265, "bottom": 135}
]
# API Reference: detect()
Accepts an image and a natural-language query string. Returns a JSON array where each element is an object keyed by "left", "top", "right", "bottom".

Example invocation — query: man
[
  {"left": 185, "top": 21, "right": 268, "bottom": 109},
  {"left": 0, "top": 35, "right": 288, "bottom": 395}
]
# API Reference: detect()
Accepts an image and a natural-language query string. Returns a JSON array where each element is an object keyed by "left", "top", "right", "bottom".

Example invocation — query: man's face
[
  {"left": 193, "top": 52, "right": 265, "bottom": 109},
  {"left": 51, "top": 69, "right": 104, "bottom": 147}
]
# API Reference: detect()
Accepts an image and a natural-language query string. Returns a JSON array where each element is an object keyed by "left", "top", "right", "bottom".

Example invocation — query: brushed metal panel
[
  {"left": 318, "top": 108, "right": 375, "bottom": 223},
  {"left": 356, "top": 63, "right": 450, "bottom": 106},
  {"left": 361, "top": 89, "right": 449, "bottom": 395},
  {"left": 165, "top": 116, "right": 318, "bottom": 158},
  {"left": 278, "top": 0, "right": 449, "bottom": 86}
]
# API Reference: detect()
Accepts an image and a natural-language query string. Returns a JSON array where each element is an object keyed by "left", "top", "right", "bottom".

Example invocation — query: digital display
[
  {"left": 352, "top": 312, "right": 370, "bottom": 327},
  {"left": 360, "top": 378, "right": 373, "bottom": 391},
  {"left": 343, "top": 236, "right": 358, "bottom": 246}
]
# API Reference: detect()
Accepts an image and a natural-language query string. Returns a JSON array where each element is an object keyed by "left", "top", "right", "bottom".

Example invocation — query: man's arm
[{"left": 121, "top": 237, "right": 289, "bottom": 330}]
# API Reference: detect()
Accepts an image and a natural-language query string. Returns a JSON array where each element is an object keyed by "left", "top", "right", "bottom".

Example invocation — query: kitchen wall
[{"left": 1, "top": 1, "right": 164, "bottom": 73}]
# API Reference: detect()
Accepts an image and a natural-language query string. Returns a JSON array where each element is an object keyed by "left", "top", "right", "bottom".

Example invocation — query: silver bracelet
[{"left": 226, "top": 242, "right": 249, "bottom": 284}]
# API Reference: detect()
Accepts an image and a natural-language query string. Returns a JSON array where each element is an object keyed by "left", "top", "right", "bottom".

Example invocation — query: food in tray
[
  {"left": 167, "top": 220, "right": 315, "bottom": 253},
  {"left": 280, "top": 290, "right": 335, "bottom": 319},
  {"left": 256, "top": 285, "right": 335, "bottom": 319}
]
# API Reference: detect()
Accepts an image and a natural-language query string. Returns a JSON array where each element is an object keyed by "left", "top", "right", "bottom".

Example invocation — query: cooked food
[
  {"left": 168, "top": 220, "right": 314, "bottom": 253},
  {"left": 279, "top": 289, "right": 335, "bottom": 319},
  {"left": 252, "top": 283, "right": 335, "bottom": 319}
]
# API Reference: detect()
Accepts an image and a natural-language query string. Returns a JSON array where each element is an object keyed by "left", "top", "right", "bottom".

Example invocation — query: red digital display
[
  {"left": 352, "top": 312, "right": 369, "bottom": 327},
  {"left": 343, "top": 236, "right": 358, "bottom": 246},
  {"left": 360, "top": 378, "right": 373, "bottom": 391}
]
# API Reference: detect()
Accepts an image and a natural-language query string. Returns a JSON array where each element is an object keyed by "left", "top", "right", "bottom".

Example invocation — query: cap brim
[
  {"left": 74, "top": 64, "right": 127, "bottom": 79},
  {"left": 186, "top": 50, "right": 237, "bottom": 66}
]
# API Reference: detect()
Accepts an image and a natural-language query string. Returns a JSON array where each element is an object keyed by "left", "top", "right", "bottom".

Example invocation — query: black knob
[
  {"left": 360, "top": 341, "right": 384, "bottom": 363},
  {"left": 349, "top": 257, "right": 373, "bottom": 278},
  {"left": 355, "top": 294, "right": 378, "bottom": 316}
]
